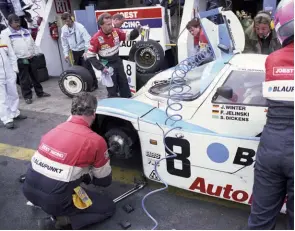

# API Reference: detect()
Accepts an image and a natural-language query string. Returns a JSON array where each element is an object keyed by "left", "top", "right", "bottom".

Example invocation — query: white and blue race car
[{"left": 91, "top": 8, "right": 286, "bottom": 212}]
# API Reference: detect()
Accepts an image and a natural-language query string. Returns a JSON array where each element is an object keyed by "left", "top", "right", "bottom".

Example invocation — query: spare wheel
[
  {"left": 129, "top": 40, "right": 165, "bottom": 74},
  {"left": 59, "top": 65, "right": 93, "bottom": 98}
]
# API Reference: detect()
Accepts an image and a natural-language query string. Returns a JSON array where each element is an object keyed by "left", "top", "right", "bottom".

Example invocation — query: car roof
[{"left": 229, "top": 54, "right": 268, "bottom": 71}]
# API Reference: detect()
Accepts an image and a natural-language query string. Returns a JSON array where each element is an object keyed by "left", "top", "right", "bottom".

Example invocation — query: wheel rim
[
  {"left": 108, "top": 134, "right": 126, "bottom": 158},
  {"left": 134, "top": 47, "right": 157, "bottom": 70},
  {"left": 63, "top": 75, "right": 83, "bottom": 94}
]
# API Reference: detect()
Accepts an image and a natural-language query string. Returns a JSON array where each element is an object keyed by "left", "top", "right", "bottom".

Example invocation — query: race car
[{"left": 91, "top": 8, "right": 286, "bottom": 212}]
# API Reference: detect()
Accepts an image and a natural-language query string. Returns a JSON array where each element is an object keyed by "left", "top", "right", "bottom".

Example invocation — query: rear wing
[{"left": 198, "top": 7, "right": 245, "bottom": 60}]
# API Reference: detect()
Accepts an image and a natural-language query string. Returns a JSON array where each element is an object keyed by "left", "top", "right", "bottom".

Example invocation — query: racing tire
[
  {"left": 136, "top": 71, "right": 159, "bottom": 91},
  {"left": 129, "top": 40, "right": 165, "bottom": 74},
  {"left": 58, "top": 65, "right": 93, "bottom": 98},
  {"left": 105, "top": 128, "right": 134, "bottom": 160}
]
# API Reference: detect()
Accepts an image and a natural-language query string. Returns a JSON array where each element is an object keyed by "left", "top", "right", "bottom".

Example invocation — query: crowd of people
[
  {"left": 187, "top": 9, "right": 282, "bottom": 56},
  {"left": 0, "top": 0, "right": 294, "bottom": 230}
]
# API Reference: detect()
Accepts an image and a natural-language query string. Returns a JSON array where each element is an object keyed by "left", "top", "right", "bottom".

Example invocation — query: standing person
[
  {"left": 61, "top": 12, "right": 98, "bottom": 90},
  {"left": 86, "top": 13, "right": 141, "bottom": 98},
  {"left": 248, "top": 0, "right": 294, "bottom": 229},
  {"left": 112, "top": 13, "right": 125, "bottom": 28},
  {"left": 1, "top": 14, "right": 50, "bottom": 104},
  {"left": 0, "top": 0, "right": 32, "bottom": 29},
  {"left": 22, "top": 92, "right": 115, "bottom": 230},
  {"left": 244, "top": 11, "right": 281, "bottom": 55},
  {"left": 0, "top": 28, "right": 27, "bottom": 129}
]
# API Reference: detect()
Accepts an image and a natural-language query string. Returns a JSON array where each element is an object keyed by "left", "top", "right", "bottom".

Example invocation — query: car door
[{"left": 192, "top": 68, "right": 268, "bottom": 137}]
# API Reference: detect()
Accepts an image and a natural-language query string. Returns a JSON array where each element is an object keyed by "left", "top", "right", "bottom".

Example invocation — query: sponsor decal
[
  {"left": 32, "top": 157, "right": 64, "bottom": 174},
  {"left": 189, "top": 177, "right": 253, "bottom": 204},
  {"left": 98, "top": 36, "right": 104, "bottom": 43},
  {"left": 101, "top": 44, "right": 110, "bottom": 49},
  {"left": 146, "top": 151, "right": 161, "bottom": 159},
  {"left": 147, "top": 158, "right": 160, "bottom": 167},
  {"left": 149, "top": 170, "right": 161, "bottom": 181},
  {"left": 96, "top": 8, "right": 163, "bottom": 29},
  {"left": 273, "top": 67, "right": 294, "bottom": 76},
  {"left": 121, "top": 40, "right": 137, "bottom": 47},
  {"left": 39, "top": 143, "right": 67, "bottom": 160},
  {"left": 268, "top": 86, "right": 294, "bottom": 93}
]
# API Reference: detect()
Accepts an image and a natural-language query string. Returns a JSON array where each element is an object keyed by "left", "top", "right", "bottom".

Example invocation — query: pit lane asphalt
[{"left": 0, "top": 110, "right": 288, "bottom": 230}]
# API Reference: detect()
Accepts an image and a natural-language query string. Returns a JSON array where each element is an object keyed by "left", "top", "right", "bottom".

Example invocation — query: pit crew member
[
  {"left": 60, "top": 12, "right": 98, "bottom": 90},
  {"left": 248, "top": 0, "right": 294, "bottom": 229},
  {"left": 0, "top": 30, "right": 27, "bottom": 129},
  {"left": 186, "top": 18, "right": 209, "bottom": 53},
  {"left": 86, "top": 13, "right": 140, "bottom": 98},
  {"left": 1, "top": 14, "right": 50, "bottom": 104},
  {"left": 244, "top": 11, "right": 281, "bottom": 55},
  {"left": 22, "top": 92, "right": 115, "bottom": 230},
  {"left": 112, "top": 13, "right": 125, "bottom": 28}
]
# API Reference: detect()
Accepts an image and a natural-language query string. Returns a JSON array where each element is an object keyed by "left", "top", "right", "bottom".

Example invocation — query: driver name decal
[{"left": 211, "top": 105, "right": 249, "bottom": 122}]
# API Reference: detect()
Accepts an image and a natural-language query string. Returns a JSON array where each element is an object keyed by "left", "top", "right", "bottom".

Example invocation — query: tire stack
[{"left": 128, "top": 40, "right": 165, "bottom": 90}]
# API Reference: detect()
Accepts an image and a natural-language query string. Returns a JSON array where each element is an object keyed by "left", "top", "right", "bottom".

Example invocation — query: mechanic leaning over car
[
  {"left": 1, "top": 14, "right": 50, "bottom": 104},
  {"left": 0, "top": 28, "right": 27, "bottom": 129},
  {"left": 244, "top": 10, "right": 281, "bottom": 55},
  {"left": 248, "top": 0, "right": 294, "bottom": 229},
  {"left": 22, "top": 92, "right": 115, "bottom": 230},
  {"left": 86, "top": 13, "right": 141, "bottom": 98},
  {"left": 61, "top": 12, "right": 98, "bottom": 91}
]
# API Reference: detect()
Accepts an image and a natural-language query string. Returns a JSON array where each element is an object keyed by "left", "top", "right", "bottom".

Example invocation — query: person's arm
[
  {"left": 91, "top": 137, "right": 112, "bottom": 187},
  {"left": 244, "top": 30, "right": 255, "bottom": 53},
  {"left": 117, "top": 28, "right": 140, "bottom": 41},
  {"left": 30, "top": 35, "right": 40, "bottom": 56},
  {"left": 80, "top": 24, "right": 91, "bottom": 53},
  {"left": 1, "top": 30, "right": 18, "bottom": 73},
  {"left": 85, "top": 34, "right": 104, "bottom": 71},
  {"left": 61, "top": 27, "right": 70, "bottom": 58}
]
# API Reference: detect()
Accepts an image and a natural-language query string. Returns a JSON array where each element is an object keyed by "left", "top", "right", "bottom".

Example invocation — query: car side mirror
[
  {"left": 216, "top": 86, "right": 233, "bottom": 99},
  {"left": 218, "top": 44, "right": 230, "bottom": 54}
]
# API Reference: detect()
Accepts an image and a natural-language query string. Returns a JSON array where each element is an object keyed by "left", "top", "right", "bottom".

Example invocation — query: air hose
[
  {"left": 141, "top": 45, "right": 214, "bottom": 230},
  {"left": 31, "top": 0, "right": 42, "bottom": 21}
]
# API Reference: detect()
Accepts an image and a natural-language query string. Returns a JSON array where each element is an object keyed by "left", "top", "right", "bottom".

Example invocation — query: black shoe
[
  {"left": 15, "top": 114, "right": 27, "bottom": 120},
  {"left": 37, "top": 217, "right": 56, "bottom": 230},
  {"left": 37, "top": 92, "right": 51, "bottom": 98},
  {"left": 5, "top": 122, "right": 14, "bottom": 129},
  {"left": 19, "top": 174, "right": 26, "bottom": 183},
  {"left": 25, "top": 98, "right": 32, "bottom": 104}
]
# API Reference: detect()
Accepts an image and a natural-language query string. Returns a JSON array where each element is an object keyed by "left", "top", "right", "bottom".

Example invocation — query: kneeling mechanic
[{"left": 22, "top": 92, "right": 115, "bottom": 229}]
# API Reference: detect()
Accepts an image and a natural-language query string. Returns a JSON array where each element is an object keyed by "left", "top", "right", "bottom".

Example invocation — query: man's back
[{"left": 23, "top": 116, "right": 109, "bottom": 215}]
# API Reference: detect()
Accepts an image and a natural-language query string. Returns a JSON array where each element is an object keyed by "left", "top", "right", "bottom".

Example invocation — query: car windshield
[{"left": 148, "top": 60, "right": 223, "bottom": 101}]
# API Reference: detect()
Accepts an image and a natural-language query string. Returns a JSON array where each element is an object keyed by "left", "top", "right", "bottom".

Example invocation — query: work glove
[{"left": 102, "top": 67, "right": 114, "bottom": 76}]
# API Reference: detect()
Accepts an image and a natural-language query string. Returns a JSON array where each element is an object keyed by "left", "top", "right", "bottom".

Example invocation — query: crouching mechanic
[
  {"left": 86, "top": 13, "right": 140, "bottom": 98},
  {"left": 248, "top": 0, "right": 294, "bottom": 229},
  {"left": 22, "top": 92, "right": 115, "bottom": 230}
]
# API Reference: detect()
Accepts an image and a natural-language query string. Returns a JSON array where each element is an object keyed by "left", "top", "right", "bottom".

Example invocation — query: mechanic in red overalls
[
  {"left": 22, "top": 92, "right": 115, "bottom": 230},
  {"left": 186, "top": 18, "right": 209, "bottom": 53},
  {"left": 248, "top": 0, "right": 294, "bottom": 229},
  {"left": 86, "top": 13, "right": 140, "bottom": 98}
]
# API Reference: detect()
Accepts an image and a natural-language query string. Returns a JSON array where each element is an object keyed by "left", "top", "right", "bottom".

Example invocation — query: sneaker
[
  {"left": 15, "top": 114, "right": 27, "bottom": 120},
  {"left": 37, "top": 92, "right": 51, "bottom": 98},
  {"left": 5, "top": 122, "right": 14, "bottom": 129},
  {"left": 37, "top": 217, "right": 56, "bottom": 230},
  {"left": 25, "top": 98, "right": 33, "bottom": 104}
]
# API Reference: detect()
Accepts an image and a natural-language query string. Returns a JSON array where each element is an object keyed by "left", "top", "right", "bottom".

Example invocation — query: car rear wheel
[{"left": 59, "top": 65, "right": 93, "bottom": 98}]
